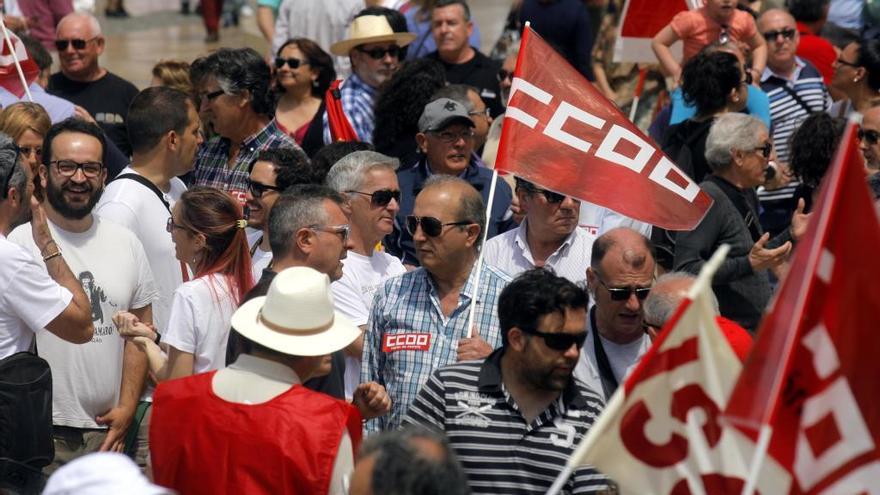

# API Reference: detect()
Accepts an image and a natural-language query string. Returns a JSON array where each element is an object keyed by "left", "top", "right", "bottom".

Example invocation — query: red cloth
[
  {"left": 795, "top": 21, "right": 837, "bottom": 86},
  {"left": 150, "top": 371, "right": 362, "bottom": 495},
  {"left": 714, "top": 316, "right": 752, "bottom": 362}
]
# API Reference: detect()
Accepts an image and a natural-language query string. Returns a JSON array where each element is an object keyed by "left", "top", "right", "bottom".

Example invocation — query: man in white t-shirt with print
[
  {"left": 326, "top": 151, "right": 406, "bottom": 399},
  {"left": 8, "top": 119, "right": 157, "bottom": 473}
]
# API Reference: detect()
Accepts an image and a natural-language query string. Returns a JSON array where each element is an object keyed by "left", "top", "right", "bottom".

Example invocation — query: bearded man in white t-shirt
[
  {"left": 8, "top": 119, "right": 158, "bottom": 473},
  {"left": 326, "top": 151, "right": 406, "bottom": 399}
]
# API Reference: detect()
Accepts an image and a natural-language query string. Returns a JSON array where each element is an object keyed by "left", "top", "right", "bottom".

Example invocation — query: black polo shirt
[{"left": 426, "top": 49, "right": 504, "bottom": 119}]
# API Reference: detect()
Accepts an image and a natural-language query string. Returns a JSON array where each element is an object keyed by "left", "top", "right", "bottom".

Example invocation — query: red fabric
[
  {"left": 200, "top": 0, "right": 223, "bottom": 33},
  {"left": 324, "top": 80, "right": 359, "bottom": 142},
  {"left": 724, "top": 122, "right": 880, "bottom": 492},
  {"left": 714, "top": 316, "right": 752, "bottom": 362},
  {"left": 796, "top": 22, "right": 837, "bottom": 86},
  {"left": 150, "top": 371, "right": 362, "bottom": 495},
  {"left": 496, "top": 26, "right": 713, "bottom": 230}
]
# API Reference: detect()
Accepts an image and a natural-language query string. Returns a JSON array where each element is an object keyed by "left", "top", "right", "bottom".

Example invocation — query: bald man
[{"left": 574, "top": 227, "right": 655, "bottom": 401}]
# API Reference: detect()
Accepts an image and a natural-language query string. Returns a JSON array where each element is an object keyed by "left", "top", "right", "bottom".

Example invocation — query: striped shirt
[
  {"left": 404, "top": 349, "right": 609, "bottom": 494},
  {"left": 322, "top": 73, "right": 377, "bottom": 144},
  {"left": 362, "top": 263, "right": 511, "bottom": 433}
]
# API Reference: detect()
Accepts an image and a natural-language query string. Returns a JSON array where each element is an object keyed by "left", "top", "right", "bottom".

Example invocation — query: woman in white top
[{"left": 113, "top": 187, "right": 253, "bottom": 380}]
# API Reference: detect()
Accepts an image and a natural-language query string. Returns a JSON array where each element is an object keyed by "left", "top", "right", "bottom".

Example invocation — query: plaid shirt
[
  {"left": 362, "top": 263, "right": 511, "bottom": 433},
  {"left": 322, "top": 73, "right": 376, "bottom": 144},
  {"left": 192, "top": 119, "right": 296, "bottom": 204}
]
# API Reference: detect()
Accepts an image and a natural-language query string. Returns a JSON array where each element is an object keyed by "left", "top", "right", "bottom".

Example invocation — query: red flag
[
  {"left": 615, "top": 0, "right": 693, "bottom": 63},
  {"left": 723, "top": 119, "right": 880, "bottom": 493},
  {"left": 496, "top": 26, "right": 712, "bottom": 231},
  {"left": 0, "top": 30, "right": 38, "bottom": 99}
]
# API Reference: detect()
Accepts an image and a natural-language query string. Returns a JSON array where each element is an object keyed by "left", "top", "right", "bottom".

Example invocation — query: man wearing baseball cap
[
  {"left": 387, "top": 97, "right": 515, "bottom": 267},
  {"left": 149, "top": 267, "right": 368, "bottom": 495}
]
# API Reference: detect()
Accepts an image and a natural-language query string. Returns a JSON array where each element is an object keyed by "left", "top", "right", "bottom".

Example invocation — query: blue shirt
[{"left": 321, "top": 73, "right": 376, "bottom": 144}]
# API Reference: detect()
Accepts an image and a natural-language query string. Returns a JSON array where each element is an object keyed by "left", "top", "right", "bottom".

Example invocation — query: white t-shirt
[
  {"left": 162, "top": 274, "right": 238, "bottom": 375},
  {"left": 96, "top": 166, "right": 187, "bottom": 332},
  {"left": 331, "top": 250, "right": 406, "bottom": 399},
  {"left": 0, "top": 235, "right": 71, "bottom": 359},
  {"left": 8, "top": 217, "right": 157, "bottom": 428},
  {"left": 251, "top": 245, "right": 273, "bottom": 283}
]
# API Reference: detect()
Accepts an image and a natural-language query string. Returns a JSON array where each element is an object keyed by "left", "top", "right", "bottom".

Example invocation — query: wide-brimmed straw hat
[
  {"left": 330, "top": 15, "right": 416, "bottom": 56},
  {"left": 231, "top": 267, "right": 360, "bottom": 357}
]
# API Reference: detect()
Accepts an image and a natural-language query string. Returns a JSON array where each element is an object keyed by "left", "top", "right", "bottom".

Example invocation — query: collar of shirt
[
  {"left": 761, "top": 56, "right": 806, "bottom": 84},
  {"left": 228, "top": 353, "right": 302, "bottom": 385},
  {"left": 512, "top": 218, "right": 577, "bottom": 266},
  {"left": 477, "top": 347, "right": 588, "bottom": 409}
]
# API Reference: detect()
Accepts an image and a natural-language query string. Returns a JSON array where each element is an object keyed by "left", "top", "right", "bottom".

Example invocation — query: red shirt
[
  {"left": 796, "top": 21, "right": 837, "bottom": 86},
  {"left": 150, "top": 371, "right": 362, "bottom": 495}
]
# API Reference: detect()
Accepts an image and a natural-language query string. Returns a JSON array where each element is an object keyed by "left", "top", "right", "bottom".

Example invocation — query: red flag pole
[{"left": 0, "top": 18, "right": 32, "bottom": 102}]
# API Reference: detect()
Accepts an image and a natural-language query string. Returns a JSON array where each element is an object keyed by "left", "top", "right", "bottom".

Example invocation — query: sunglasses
[
  {"left": 598, "top": 278, "right": 651, "bottom": 301},
  {"left": 0, "top": 145, "right": 21, "bottom": 199},
  {"left": 859, "top": 128, "right": 880, "bottom": 145},
  {"left": 763, "top": 28, "right": 796, "bottom": 41},
  {"left": 347, "top": 189, "right": 401, "bottom": 207},
  {"left": 309, "top": 223, "right": 351, "bottom": 242},
  {"left": 520, "top": 326, "right": 587, "bottom": 351},
  {"left": 754, "top": 142, "right": 773, "bottom": 159},
  {"left": 406, "top": 215, "right": 472, "bottom": 237},
  {"left": 247, "top": 179, "right": 282, "bottom": 199},
  {"left": 275, "top": 57, "right": 309, "bottom": 69},
  {"left": 50, "top": 159, "right": 103, "bottom": 178},
  {"left": 497, "top": 69, "right": 513, "bottom": 82},
  {"left": 55, "top": 37, "right": 99, "bottom": 51},
  {"left": 357, "top": 45, "right": 401, "bottom": 60}
]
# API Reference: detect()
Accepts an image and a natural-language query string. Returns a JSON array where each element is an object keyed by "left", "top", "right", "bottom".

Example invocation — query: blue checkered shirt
[
  {"left": 322, "top": 73, "right": 376, "bottom": 144},
  {"left": 362, "top": 263, "right": 511, "bottom": 433},
  {"left": 192, "top": 119, "right": 297, "bottom": 203}
]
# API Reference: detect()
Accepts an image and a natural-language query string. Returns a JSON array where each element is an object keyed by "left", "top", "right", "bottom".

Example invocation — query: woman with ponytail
[{"left": 113, "top": 187, "right": 253, "bottom": 381}]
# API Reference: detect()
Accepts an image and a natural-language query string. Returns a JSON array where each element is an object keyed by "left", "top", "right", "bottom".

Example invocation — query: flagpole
[
  {"left": 465, "top": 168, "right": 499, "bottom": 338},
  {"left": 0, "top": 18, "right": 32, "bottom": 102}
]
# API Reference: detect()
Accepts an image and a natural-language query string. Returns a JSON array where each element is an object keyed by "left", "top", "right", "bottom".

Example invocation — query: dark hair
[
  {"left": 858, "top": 39, "right": 880, "bottom": 91},
  {"left": 680, "top": 51, "right": 742, "bottom": 116},
  {"left": 43, "top": 118, "right": 106, "bottom": 166},
  {"left": 788, "top": 113, "right": 846, "bottom": 189},
  {"left": 498, "top": 269, "right": 588, "bottom": 346},
  {"left": 251, "top": 147, "right": 316, "bottom": 190},
  {"left": 373, "top": 58, "right": 446, "bottom": 153},
  {"left": 311, "top": 141, "right": 374, "bottom": 183},
  {"left": 190, "top": 48, "right": 275, "bottom": 116},
  {"left": 276, "top": 38, "right": 336, "bottom": 97},
  {"left": 267, "top": 184, "right": 346, "bottom": 259},
  {"left": 19, "top": 34, "right": 51, "bottom": 71},
  {"left": 787, "top": 0, "right": 830, "bottom": 22},
  {"left": 433, "top": 0, "right": 471, "bottom": 21},
  {"left": 127, "top": 87, "right": 193, "bottom": 154}
]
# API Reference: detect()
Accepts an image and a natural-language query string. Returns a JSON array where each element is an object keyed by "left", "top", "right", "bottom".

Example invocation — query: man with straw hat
[
  {"left": 323, "top": 14, "right": 415, "bottom": 144},
  {"left": 150, "top": 267, "right": 365, "bottom": 495}
]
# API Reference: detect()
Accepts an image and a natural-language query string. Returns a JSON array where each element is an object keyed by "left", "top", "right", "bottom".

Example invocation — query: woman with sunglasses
[
  {"left": 0, "top": 102, "right": 51, "bottom": 201},
  {"left": 113, "top": 187, "right": 253, "bottom": 381},
  {"left": 273, "top": 38, "right": 336, "bottom": 155},
  {"left": 674, "top": 113, "right": 809, "bottom": 332}
]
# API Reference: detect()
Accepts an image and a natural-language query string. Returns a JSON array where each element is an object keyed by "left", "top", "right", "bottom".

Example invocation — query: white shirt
[
  {"left": 96, "top": 167, "right": 187, "bottom": 332},
  {"left": 483, "top": 219, "right": 593, "bottom": 285},
  {"left": 579, "top": 201, "right": 653, "bottom": 239},
  {"left": 0, "top": 235, "right": 72, "bottom": 359},
  {"left": 8, "top": 217, "right": 157, "bottom": 427},
  {"left": 163, "top": 274, "right": 238, "bottom": 375},
  {"left": 331, "top": 250, "right": 406, "bottom": 399}
]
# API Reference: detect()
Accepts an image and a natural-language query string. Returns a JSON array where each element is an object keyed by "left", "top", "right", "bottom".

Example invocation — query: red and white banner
[
  {"left": 723, "top": 118, "right": 880, "bottom": 494},
  {"left": 496, "top": 26, "right": 712, "bottom": 231},
  {"left": 0, "top": 30, "right": 38, "bottom": 98}
]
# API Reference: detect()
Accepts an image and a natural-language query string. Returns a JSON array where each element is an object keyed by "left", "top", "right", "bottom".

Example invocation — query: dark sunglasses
[
  {"left": 347, "top": 189, "right": 401, "bottom": 207},
  {"left": 247, "top": 179, "right": 282, "bottom": 199},
  {"left": 55, "top": 37, "right": 98, "bottom": 51},
  {"left": 497, "top": 69, "right": 513, "bottom": 82},
  {"left": 520, "top": 326, "right": 587, "bottom": 351},
  {"left": 275, "top": 57, "right": 309, "bottom": 69},
  {"left": 599, "top": 278, "right": 651, "bottom": 301},
  {"left": 0, "top": 145, "right": 21, "bottom": 199},
  {"left": 763, "top": 28, "right": 796, "bottom": 41},
  {"left": 406, "top": 215, "right": 472, "bottom": 237},
  {"left": 859, "top": 128, "right": 880, "bottom": 145},
  {"left": 357, "top": 45, "right": 401, "bottom": 60},
  {"left": 754, "top": 142, "right": 772, "bottom": 159}
]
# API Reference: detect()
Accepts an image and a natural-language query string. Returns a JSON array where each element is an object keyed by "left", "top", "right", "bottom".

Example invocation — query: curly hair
[
  {"left": 372, "top": 58, "right": 446, "bottom": 153},
  {"left": 788, "top": 113, "right": 846, "bottom": 189},
  {"left": 680, "top": 51, "right": 742, "bottom": 117}
]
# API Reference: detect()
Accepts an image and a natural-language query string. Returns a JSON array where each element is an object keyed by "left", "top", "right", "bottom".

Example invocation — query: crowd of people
[{"left": 1, "top": 0, "right": 879, "bottom": 493}]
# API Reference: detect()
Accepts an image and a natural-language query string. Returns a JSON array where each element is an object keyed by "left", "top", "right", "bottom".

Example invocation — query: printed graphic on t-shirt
[{"left": 79, "top": 270, "right": 118, "bottom": 342}]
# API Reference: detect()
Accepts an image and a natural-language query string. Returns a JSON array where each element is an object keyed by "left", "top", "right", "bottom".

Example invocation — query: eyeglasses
[
  {"left": 356, "top": 45, "right": 401, "bottom": 60},
  {"left": 166, "top": 217, "right": 193, "bottom": 234},
  {"left": 429, "top": 129, "right": 475, "bottom": 143},
  {"left": 859, "top": 128, "right": 880, "bottom": 145},
  {"left": 763, "top": 28, "right": 796, "bottom": 42},
  {"left": 347, "top": 189, "right": 401, "bottom": 207},
  {"left": 753, "top": 142, "right": 773, "bottom": 159},
  {"left": 202, "top": 89, "right": 225, "bottom": 102},
  {"left": 598, "top": 278, "right": 652, "bottom": 301},
  {"left": 497, "top": 69, "right": 513, "bottom": 82},
  {"left": 406, "top": 215, "right": 472, "bottom": 237},
  {"left": 309, "top": 224, "right": 351, "bottom": 242},
  {"left": 50, "top": 159, "right": 103, "bottom": 178},
  {"left": 54, "top": 37, "right": 99, "bottom": 51},
  {"left": 519, "top": 326, "right": 587, "bottom": 351},
  {"left": 19, "top": 146, "right": 41, "bottom": 159},
  {"left": 468, "top": 108, "right": 491, "bottom": 119},
  {"left": 275, "top": 57, "right": 309, "bottom": 69},
  {"left": 247, "top": 179, "right": 282, "bottom": 199},
  {"left": 0, "top": 145, "right": 21, "bottom": 199}
]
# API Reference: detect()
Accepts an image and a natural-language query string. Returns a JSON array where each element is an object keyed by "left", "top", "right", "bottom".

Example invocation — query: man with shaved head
[
  {"left": 362, "top": 176, "right": 511, "bottom": 432},
  {"left": 574, "top": 227, "right": 655, "bottom": 401}
]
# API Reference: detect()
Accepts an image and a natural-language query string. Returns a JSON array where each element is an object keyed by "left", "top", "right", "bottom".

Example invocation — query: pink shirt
[{"left": 670, "top": 8, "right": 757, "bottom": 63}]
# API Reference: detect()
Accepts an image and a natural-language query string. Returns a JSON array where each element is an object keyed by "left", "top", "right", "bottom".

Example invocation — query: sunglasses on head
[
  {"left": 763, "top": 28, "right": 796, "bottom": 41},
  {"left": 347, "top": 189, "right": 401, "bottom": 207},
  {"left": 357, "top": 45, "right": 401, "bottom": 60},
  {"left": 754, "top": 142, "right": 773, "bottom": 159},
  {"left": 406, "top": 215, "right": 472, "bottom": 237},
  {"left": 55, "top": 37, "right": 98, "bottom": 51},
  {"left": 247, "top": 179, "right": 282, "bottom": 198},
  {"left": 520, "top": 326, "right": 588, "bottom": 351},
  {"left": 598, "top": 278, "right": 651, "bottom": 301},
  {"left": 275, "top": 57, "right": 309, "bottom": 69},
  {"left": 859, "top": 128, "right": 880, "bottom": 145}
]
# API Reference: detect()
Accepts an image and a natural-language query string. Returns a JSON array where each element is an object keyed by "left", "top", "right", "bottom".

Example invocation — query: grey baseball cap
[{"left": 418, "top": 98, "right": 475, "bottom": 133}]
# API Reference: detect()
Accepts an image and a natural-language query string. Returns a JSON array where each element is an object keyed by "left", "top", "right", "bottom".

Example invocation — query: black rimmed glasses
[
  {"left": 859, "top": 128, "right": 880, "bottom": 145},
  {"left": 274, "top": 57, "right": 309, "bottom": 69},
  {"left": 55, "top": 37, "right": 99, "bottom": 51},
  {"left": 247, "top": 179, "right": 282, "bottom": 199},
  {"left": 50, "top": 159, "right": 103, "bottom": 178},
  {"left": 519, "top": 326, "right": 588, "bottom": 351},
  {"left": 347, "top": 189, "right": 401, "bottom": 207},
  {"left": 405, "top": 215, "right": 472, "bottom": 237},
  {"left": 310, "top": 224, "right": 351, "bottom": 243},
  {"left": 598, "top": 278, "right": 652, "bottom": 301},
  {"left": 357, "top": 45, "right": 401, "bottom": 60}
]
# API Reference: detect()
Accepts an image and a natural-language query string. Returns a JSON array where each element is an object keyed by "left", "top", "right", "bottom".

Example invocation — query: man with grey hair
[
  {"left": 326, "top": 151, "right": 406, "bottom": 399},
  {"left": 363, "top": 175, "right": 511, "bottom": 432},
  {"left": 49, "top": 12, "right": 139, "bottom": 155}
]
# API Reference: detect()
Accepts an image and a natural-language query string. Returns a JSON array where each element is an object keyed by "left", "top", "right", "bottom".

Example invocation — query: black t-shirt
[
  {"left": 48, "top": 71, "right": 139, "bottom": 156},
  {"left": 426, "top": 50, "right": 504, "bottom": 119}
]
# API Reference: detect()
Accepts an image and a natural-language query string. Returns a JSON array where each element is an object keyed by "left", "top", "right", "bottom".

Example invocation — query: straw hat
[
  {"left": 231, "top": 267, "right": 360, "bottom": 356},
  {"left": 330, "top": 15, "right": 416, "bottom": 56}
]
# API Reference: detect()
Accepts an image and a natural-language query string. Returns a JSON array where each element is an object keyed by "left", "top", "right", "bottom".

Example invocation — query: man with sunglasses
[
  {"left": 859, "top": 105, "right": 880, "bottom": 173},
  {"left": 574, "top": 228, "right": 656, "bottom": 402},
  {"left": 404, "top": 268, "right": 609, "bottom": 494}
]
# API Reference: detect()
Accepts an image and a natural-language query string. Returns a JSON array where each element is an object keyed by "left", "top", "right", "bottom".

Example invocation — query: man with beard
[
  {"left": 404, "top": 269, "right": 608, "bottom": 494},
  {"left": 8, "top": 118, "right": 157, "bottom": 472}
]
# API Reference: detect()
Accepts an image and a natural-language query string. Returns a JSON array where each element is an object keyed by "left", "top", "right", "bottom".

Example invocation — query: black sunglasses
[
  {"left": 1, "top": 145, "right": 21, "bottom": 199},
  {"left": 275, "top": 57, "right": 309, "bottom": 69},
  {"left": 347, "top": 189, "right": 401, "bottom": 207},
  {"left": 859, "top": 128, "right": 880, "bottom": 145},
  {"left": 248, "top": 179, "right": 282, "bottom": 199},
  {"left": 357, "top": 45, "right": 401, "bottom": 60},
  {"left": 599, "top": 278, "right": 651, "bottom": 301},
  {"left": 406, "top": 215, "right": 472, "bottom": 237},
  {"left": 763, "top": 28, "right": 796, "bottom": 41},
  {"left": 55, "top": 37, "right": 98, "bottom": 51},
  {"left": 520, "top": 326, "right": 587, "bottom": 351},
  {"left": 754, "top": 142, "right": 772, "bottom": 159}
]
